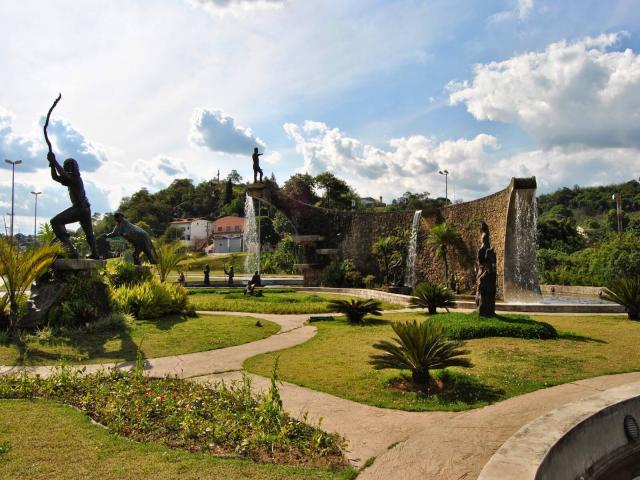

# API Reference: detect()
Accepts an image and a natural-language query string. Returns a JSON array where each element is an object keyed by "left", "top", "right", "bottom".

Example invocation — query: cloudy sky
[{"left": 2, "top": 0, "right": 640, "bottom": 234}]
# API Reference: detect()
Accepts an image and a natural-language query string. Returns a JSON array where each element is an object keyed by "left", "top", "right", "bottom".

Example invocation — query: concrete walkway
[{"left": 2, "top": 311, "right": 640, "bottom": 478}]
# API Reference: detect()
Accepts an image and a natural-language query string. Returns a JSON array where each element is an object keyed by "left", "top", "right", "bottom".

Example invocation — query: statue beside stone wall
[{"left": 476, "top": 222, "right": 496, "bottom": 317}]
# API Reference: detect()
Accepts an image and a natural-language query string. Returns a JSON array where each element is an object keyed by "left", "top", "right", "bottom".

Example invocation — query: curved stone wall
[{"left": 247, "top": 177, "right": 540, "bottom": 298}]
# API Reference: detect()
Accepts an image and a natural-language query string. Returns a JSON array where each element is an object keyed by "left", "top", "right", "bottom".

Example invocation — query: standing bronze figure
[
  {"left": 44, "top": 94, "right": 99, "bottom": 259},
  {"left": 476, "top": 222, "right": 496, "bottom": 317},
  {"left": 252, "top": 147, "right": 263, "bottom": 183}
]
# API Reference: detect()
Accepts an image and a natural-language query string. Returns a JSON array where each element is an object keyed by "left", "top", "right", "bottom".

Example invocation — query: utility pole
[
  {"left": 31, "top": 191, "right": 42, "bottom": 245},
  {"left": 5, "top": 159, "right": 22, "bottom": 238},
  {"left": 439, "top": 169, "right": 449, "bottom": 202},
  {"left": 613, "top": 192, "right": 623, "bottom": 234}
]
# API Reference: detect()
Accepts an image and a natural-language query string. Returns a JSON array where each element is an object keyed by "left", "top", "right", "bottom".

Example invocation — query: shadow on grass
[
  {"left": 390, "top": 370, "right": 504, "bottom": 406},
  {"left": 559, "top": 332, "right": 607, "bottom": 344}
]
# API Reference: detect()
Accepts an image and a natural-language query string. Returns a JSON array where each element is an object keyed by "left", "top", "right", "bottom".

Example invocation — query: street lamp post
[
  {"left": 5, "top": 159, "right": 22, "bottom": 238},
  {"left": 438, "top": 169, "right": 449, "bottom": 202},
  {"left": 30, "top": 191, "right": 42, "bottom": 244}
]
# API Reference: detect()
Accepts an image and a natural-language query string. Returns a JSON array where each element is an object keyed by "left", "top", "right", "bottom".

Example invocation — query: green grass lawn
[
  {"left": 244, "top": 312, "right": 640, "bottom": 411},
  {"left": 188, "top": 290, "right": 402, "bottom": 314},
  {"left": 0, "top": 399, "right": 354, "bottom": 480},
  {"left": 0, "top": 314, "right": 279, "bottom": 366}
]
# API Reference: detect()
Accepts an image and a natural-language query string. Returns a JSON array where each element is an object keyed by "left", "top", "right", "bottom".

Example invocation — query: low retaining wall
[
  {"left": 478, "top": 381, "right": 640, "bottom": 480},
  {"left": 295, "top": 287, "right": 412, "bottom": 306},
  {"left": 541, "top": 284, "right": 605, "bottom": 296}
]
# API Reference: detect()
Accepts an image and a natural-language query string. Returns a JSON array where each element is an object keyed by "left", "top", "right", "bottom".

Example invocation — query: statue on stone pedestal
[
  {"left": 252, "top": 147, "right": 263, "bottom": 183},
  {"left": 476, "top": 222, "right": 496, "bottom": 317},
  {"left": 103, "top": 212, "right": 157, "bottom": 265},
  {"left": 44, "top": 93, "right": 99, "bottom": 259}
]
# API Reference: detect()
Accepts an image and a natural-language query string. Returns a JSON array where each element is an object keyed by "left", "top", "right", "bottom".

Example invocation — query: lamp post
[
  {"left": 5, "top": 159, "right": 22, "bottom": 239},
  {"left": 30, "top": 191, "right": 42, "bottom": 244},
  {"left": 438, "top": 169, "right": 449, "bottom": 202}
]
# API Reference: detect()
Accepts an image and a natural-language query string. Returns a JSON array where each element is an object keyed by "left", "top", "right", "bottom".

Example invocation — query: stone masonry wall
[{"left": 249, "top": 179, "right": 524, "bottom": 297}]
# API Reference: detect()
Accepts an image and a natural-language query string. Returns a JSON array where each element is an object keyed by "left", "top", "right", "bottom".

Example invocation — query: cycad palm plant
[
  {"left": 153, "top": 241, "right": 188, "bottom": 283},
  {"left": 427, "top": 223, "right": 461, "bottom": 282},
  {"left": 410, "top": 282, "right": 456, "bottom": 314},
  {"left": 0, "top": 238, "right": 63, "bottom": 330},
  {"left": 370, "top": 320, "right": 472, "bottom": 389},
  {"left": 327, "top": 298, "right": 382, "bottom": 324},
  {"left": 601, "top": 277, "right": 640, "bottom": 320}
]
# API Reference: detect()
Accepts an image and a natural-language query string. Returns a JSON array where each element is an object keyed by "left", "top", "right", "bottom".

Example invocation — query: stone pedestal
[{"left": 19, "top": 259, "right": 108, "bottom": 329}]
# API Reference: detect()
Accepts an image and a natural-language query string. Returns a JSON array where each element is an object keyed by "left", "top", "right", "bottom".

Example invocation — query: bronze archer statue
[{"left": 45, "top": 93, "right": 99, "bottom": 259}]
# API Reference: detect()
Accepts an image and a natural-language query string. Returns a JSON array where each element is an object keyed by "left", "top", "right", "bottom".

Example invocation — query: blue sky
[{"left": 1, "top": 0, "right": 640, "bottom": 234}]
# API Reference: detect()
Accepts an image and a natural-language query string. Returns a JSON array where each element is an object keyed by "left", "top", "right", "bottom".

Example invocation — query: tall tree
[{"left": 427, "top": 223, "right": 461, "bottom": 282}]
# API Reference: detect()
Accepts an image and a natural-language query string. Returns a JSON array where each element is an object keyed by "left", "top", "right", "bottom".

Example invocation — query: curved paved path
[{"left": 3, "top": 310, "right": 640, "bottom": 478}]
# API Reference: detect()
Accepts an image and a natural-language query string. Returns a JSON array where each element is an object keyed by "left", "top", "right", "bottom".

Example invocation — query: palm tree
[
  {"left": 601, "top": 277, "right": 640, "bottom": 320},
  {"left": 427, "top": 223, "right": 461, "bottom": 282},
  {"left": 372, "top": 236, "right": 404, "bottom": 286},
  {"left": 369, "top": 320, "right": 472, "bottom": 389},
  {"left": 153, "top": 241, "right": 188, "bottom": 283},
  {"left": 327, "top": 298, "right": 382, "bottom": 324},
  {"left": 0, "top": 238, "right": 63, "bottom": 330},
  {"left": 410, "top": 283, "right": 456, "bottom": 314}
]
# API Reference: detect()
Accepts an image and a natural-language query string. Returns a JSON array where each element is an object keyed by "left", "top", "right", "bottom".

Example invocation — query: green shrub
[
  {"left": 48, "top": 271, "right": 112, "bottom": 328},
  {"left": 370, "top": 320, "right": 472, "bottom": 389},
  {"left": 410, "top": 283, "right": 456, "bottom": 314},
  {"left": 107, "top": 260, "right": 153, "bottom": 288},
  {"left": 441, "top": 313, "right": 558, "bottom": 340},
  {"left": 602, "top": 277, "right": 640, "bottom": 320},
  {"left": 363, "top": 274, "right": 376, "bottom": 289},
  {"left": 327, "top": 298, "right": 382, "bottom": 324},
  {"left": 0, "top": 368, "right": 346, "bottom": 467},
  {"left": 320, "top": 258, "right": 363, "bottom": 287},
  {"left": 113, "top": 280, "right": 188, "bottom": 319}
]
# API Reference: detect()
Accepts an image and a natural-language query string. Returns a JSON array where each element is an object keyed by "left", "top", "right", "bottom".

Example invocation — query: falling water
[
  {"left": 244, "top": 194, "right": 260, "bottom": 273},
  {"left": 404, "top": 210, "right": 422, "bottom": 288},
  {"left": 508, "top": 189, "right": 542, "bottom": 301}
]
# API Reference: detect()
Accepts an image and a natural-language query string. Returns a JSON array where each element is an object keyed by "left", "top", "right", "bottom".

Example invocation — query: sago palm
[
  {"left": 601, "top": 277, "right": 640, "bottom": 320},
  {"left": 327, "top": 298, "right": 382, "bottom": 324},
  {"left": 0, "top": 238, "right": 63, "bottom": 330},
  {"left": 410, "top": 283, "right": 456, "bottom": 314},
  {"left": 427, "top": 223, "right": 461, "bottom": 282},
  {"left": 153, "top": 241, "right": 188, "bottom": 283},
  {"left": 370, "top": 320, "right": 472, "bottom": 389}
]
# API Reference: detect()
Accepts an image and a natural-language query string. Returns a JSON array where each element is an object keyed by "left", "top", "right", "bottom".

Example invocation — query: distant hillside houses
[
  {"left": 168, "top": 218, "right": 213, "bottom": 250},
  {"left": 211, "top": 216, "right": 246, "bottom": 253},
  {"left": 360, "top": 196, "right": 385, "bottom": 208},
  {"left": 168, "top": 215, "right": 246, "bottom": 253}
]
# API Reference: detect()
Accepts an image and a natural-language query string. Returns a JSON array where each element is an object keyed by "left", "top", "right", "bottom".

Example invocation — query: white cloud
[
  {"left": 517, "top": 0, "right": 534, "bottom": 19},
  {"left": 449, "top": 33, "right": 640, "bottom": 148},
  {"left": 284, "top": 120, "right": 501, "bottom": 199},
  {"left": 187, "top": 0, "right": 284, "bottom": 15},
  {"left": 189, "top": 108, "right": 265, "bottom": 155},
  {"left": 0, "top": 105, "right": 107, "bottom": 173},
  {"left": 284, "top": 120, "right": 640, "bottom": 201}
]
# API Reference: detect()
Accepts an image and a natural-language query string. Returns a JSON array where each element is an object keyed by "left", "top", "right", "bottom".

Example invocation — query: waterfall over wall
[
  {"left": 504, "top": 186, "right": 541, "bottom": 302},
  {"left": 244, "top": 194, "right": 260, "bottom": 273},
  {"left": 405, "top": 210, "right": 422, "bottom": 288}
]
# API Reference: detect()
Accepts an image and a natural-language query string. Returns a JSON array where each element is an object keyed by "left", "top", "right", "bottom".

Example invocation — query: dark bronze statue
[
  {"left": 203, "top": 264, "right": 210, "bottom": 286},
  {"left": 44, "top": 93, "right": 99, "bottom": 259},
  {"left": 476, "top": 222, "right": 496, "bottom": 317},
  {"left": 252, "top": 147, "right": 263, "bottom": 183},
  {"left": 244, "top": 270, "right": 262, "bottom": 296},
  {"left": 103, "top": 212, "right": 157, "bottom": 265},
  {"left": 223, "top": 263, "right": 234, "bottom": 287}
]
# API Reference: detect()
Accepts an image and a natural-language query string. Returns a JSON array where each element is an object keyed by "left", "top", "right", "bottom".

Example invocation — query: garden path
[{"left": 2, "top": 311, "right": 640, "bottom": 479}]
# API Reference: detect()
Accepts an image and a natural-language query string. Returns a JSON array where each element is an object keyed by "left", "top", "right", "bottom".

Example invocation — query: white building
[{"left": 168, "top": 218, "right": 213, "bottom": 250}]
